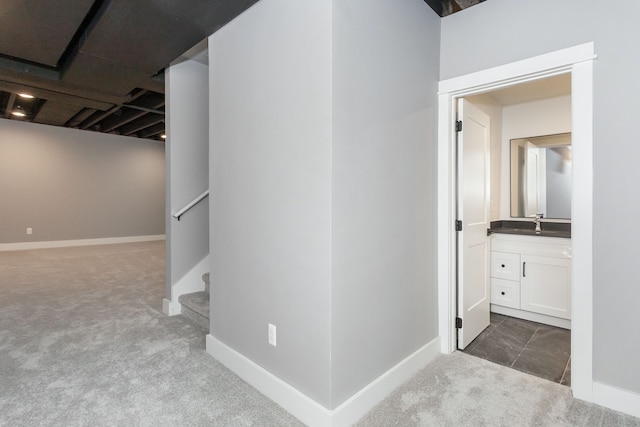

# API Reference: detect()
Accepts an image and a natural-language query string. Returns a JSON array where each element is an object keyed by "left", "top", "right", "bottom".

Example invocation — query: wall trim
[
  {"left": 0, "top": 234, "right": 165, "bottom": 252},
  {"left": 438, "top": 42, "right": 596, "bottom": 95},
  {"left": 162, "top": 298, "right": 182, "bottom": 316},
  {"left": 330, "top": 337, "right": 441, "bottom": 426},
  {"left": 206, "top": 334, "right": 441, "bottom": 427},
  {"left": 490, "top": 305, "right": 570, "bottom": 330},
  {"left": 593, "top": 382, "right": 640, "bottom": 419}
]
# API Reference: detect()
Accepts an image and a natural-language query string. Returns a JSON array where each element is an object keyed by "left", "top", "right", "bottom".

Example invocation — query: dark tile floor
[{"left": 463, "top": 312, "right": 571, "bottom": 385}]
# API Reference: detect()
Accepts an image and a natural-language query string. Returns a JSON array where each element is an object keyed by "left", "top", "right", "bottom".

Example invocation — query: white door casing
[
  {"left": 456, "top": 98, "right": 491, "bottom": 349},
  {"left": 437, "top": 42, "right": 595, "bottom": 402}
]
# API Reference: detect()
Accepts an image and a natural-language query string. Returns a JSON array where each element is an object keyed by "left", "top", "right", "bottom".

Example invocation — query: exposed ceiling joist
[
  {"left": 0, "top": 0, "right": 260, "bottom": 141},
  {"left": 0, "top": 0, "right": 484, "bottom": 141}
]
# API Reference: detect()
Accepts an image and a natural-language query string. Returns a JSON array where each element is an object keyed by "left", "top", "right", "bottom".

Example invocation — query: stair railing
[{"left": 173, "top": 190, "right": 209, "bottom": 221}]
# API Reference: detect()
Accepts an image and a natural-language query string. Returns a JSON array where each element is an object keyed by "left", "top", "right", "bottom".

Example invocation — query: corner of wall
[{"left": 206, "top": 334, "right": 441, "bottom": 427}]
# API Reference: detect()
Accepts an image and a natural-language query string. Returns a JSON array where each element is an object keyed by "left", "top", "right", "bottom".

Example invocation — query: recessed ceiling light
[
  {"left": 12, "top": 111, "right": 27, "bottom": 117},
  {"left": 160, "top": 134, "right": 166, "bottom": 139},
  {"left": 18, "top": 93, "right": 35, "bottom": 99}
]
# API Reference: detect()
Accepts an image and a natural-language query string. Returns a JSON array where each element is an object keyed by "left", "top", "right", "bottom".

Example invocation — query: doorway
[
  {"left": 455, "top": 78, "right": 572, "bottom": 384},
  {"left": 437, "top": 43, "right": 595, "bottom": 401}
]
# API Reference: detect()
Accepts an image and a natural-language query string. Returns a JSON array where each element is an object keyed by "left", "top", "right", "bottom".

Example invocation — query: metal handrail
[{"left": 173, "top": 190, "right": 209, "bottom": 221}]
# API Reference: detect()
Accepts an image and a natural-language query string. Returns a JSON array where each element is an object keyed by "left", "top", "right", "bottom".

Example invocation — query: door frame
[{"left": 436, "top": 42, "right": 596, "bottom": 402}]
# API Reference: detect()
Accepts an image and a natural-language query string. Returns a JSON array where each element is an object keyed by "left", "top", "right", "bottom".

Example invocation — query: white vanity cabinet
[{"left": 490, "top": 233, "right": 572, "bottom": 328}]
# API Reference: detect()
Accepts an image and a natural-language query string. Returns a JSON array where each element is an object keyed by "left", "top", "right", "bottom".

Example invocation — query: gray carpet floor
[
  {"left": 1, "top": 241, "right": 639, "bottom": 426},
  {"left": 0, "top": 242, "right": 302, "bottom": 426},
  {"left": 357, "top": 352, "right": 640, "bottom": 427}
]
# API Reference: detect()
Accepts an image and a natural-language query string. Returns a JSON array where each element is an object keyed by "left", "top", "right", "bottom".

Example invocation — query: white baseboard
[
  {"left": 162, "top": 298, "right": 182, "bottom": 316},
  {"left": 331, "top": 336, "right": 441, "bottom": 426},
  {"left": 206, "top": 335, "right": 333, "bottom": 426},
  {"left": 0, "top": 234, "right": 165, "bottom": 251},
  {"left": 593, "top": 381, "right": 640, "bottom": 419},
  {"left": 491, "top": 304, "right": 571, "bottom": 329},
  {"left": 206, "top": 334, "right": 441, "bottom": 427}
]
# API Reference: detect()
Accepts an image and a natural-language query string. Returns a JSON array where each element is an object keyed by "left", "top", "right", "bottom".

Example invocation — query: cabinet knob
[
  {"left": 501, "top": 291, "right": 506, "bottom": 295},
  {"left": 501, "top": 264, "right": 505, "bottom": 268}
]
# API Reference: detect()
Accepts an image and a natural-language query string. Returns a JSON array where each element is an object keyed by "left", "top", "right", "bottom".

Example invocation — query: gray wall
[
  {"left": 165, "top": 58, "right": 209, "bottom": 296},
  {"left": 331, "top": 0, "right": 440, "bottom": 406},
  {"left": 208, "top": 0, "right": 440, "bottom": 409},
  {"left": 209, "top": 0, "right": 333, "bottom": 407},
  {"left": 0, "top": 118, "right": 165, "bottom": 244},
  {"left": 441, "top": 0, "right": 640, "bottom": 395}
]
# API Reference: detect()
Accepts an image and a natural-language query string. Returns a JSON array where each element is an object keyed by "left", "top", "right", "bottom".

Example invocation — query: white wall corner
[
  {"left": 167, "top": 255, "right": 210, "bottom": 313},
  {"left": 206, "top": 334, "right": 441, "bottom": 427},
  {"left": 206, "top": 334, "right": 332, "bottom": 426},
  {"left": 593, "top": 382, "right": 640, "bottom": 419}
]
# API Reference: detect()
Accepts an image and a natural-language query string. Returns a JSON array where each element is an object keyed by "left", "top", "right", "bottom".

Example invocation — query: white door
[{"left": 457, "top": 98, "right": 491, "bottom": 350}]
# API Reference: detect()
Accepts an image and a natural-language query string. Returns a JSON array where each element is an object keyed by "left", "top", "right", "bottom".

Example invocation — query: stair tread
[{"left": 178, "top": 291, "right": 209, "bottom": 319}]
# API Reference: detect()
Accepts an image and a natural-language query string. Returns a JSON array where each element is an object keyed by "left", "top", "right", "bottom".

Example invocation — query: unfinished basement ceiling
[
  {"left": 0, "top": 0, "right": 258, "bottom": 141},
  {"left": 425, "top": 0, "right": 486, "bottom": 17},
  {"left": 0, "top": 0, "right": 481, "bottom": 141}
]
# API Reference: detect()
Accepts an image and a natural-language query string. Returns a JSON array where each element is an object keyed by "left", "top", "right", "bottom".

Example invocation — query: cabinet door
[{"left": 521, "top": 255, "right": 571, "bottom": 319}]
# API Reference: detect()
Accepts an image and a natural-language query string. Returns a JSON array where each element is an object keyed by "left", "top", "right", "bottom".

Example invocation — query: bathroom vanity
[{"left": 489, "top": 225, "right": 571, "bottom": 329}]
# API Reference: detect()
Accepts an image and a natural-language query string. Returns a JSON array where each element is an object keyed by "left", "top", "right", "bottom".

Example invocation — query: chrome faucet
[{"left": 534, "top": 213, "right": 543, "bottom": 233}]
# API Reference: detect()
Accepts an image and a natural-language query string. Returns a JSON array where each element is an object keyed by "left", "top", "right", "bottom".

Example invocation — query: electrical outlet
[
  {"left": 26, "top": 228, "right": 32, "bottom": 235},
  {"left": 268, "top": 323, "right": 277, "bottom": 347}
]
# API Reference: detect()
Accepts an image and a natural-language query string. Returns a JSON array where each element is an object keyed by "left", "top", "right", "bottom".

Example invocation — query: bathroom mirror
[{"left": 510, "top": 132, "right": 572, "bottom": 219}]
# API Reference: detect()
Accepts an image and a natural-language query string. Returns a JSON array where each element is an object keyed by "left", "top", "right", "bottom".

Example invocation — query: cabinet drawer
[
  {"left": 491, "top": 278, "right": 521, "bottom": 309},
  {"left": 491, "top": 251, "right": 521, "bottom": 281}
]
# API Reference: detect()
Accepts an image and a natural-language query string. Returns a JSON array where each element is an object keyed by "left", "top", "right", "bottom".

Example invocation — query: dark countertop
[{"left": 489, "top": 220, "right": 571, "bottom": 238}]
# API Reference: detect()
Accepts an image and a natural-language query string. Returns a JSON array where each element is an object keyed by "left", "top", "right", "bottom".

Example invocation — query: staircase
[{"left": 178, "top": 273, "right": 210, "bottom": 331}]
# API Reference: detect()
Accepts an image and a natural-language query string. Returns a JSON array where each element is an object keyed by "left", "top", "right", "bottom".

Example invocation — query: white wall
[
  {"left": 165, "top": 58, "right": 210, "bottom": 299},
  {"left": 500, "top": 96, "right": 571, "bottom": 219},
  {"left": 331, "top": 0, "right": 440, "bottom": 406},
  {"left": 0, "top": 119, "right": 165, "bottom": 245},
  {"left": 209, "top": 0, "right": 333, "bottom": 407},
  {"left": 441, "top": 0, "right": 640, "bottom": 399}
]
